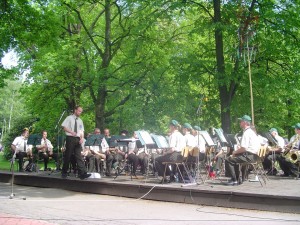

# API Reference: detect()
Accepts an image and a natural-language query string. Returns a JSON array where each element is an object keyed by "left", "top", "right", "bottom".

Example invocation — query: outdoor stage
[{"left": 0, "top": 170, "right": 299, "bottom": 214}]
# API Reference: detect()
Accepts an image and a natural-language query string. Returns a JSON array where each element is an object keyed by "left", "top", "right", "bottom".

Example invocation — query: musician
[
  {"left": 61, "top": 106, "right": 91, "bottom": 179},
  {"left": 225, "top": 115, "right": 261, "bottom": 185},
  {"left": 36, "top": 130, "right": 61, "bottom": 171},
  {"left": 155, "top": 120, "right": 186, "bottom": 182},
  {"left": 193, "top": 126, "right": 206, "bottom": 161},
  {"left": 105, "top": 129, "right": 126, "bottom": 176},
  {"left": 82, "top": 148, "right": 95, "bottom": 173},
  {"left": 277, "top": 123, "right": 300, "bottom": 177},
  {"left": 262, "top": 128, "right": 285, "bottom": 175},
  {"left": 126, "top": 132, "right": 139, "bottom": 176},
  {"left": 89, "top": 128, "right": 108, "bottom": 173},
  {"left": 11, "top": 128, "right": 33, "bottom": 172},
  {"left": 182, "top": 123, "right": 196, "bottom": 148}
]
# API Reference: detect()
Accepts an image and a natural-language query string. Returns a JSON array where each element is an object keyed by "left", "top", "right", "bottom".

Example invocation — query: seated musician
[
  {"left": 11, "top": 128, "right": 33, "bottom": 172},
  {"left": 36, "top": 130, "right": 61, "bottom": 171},
  {"left": 262, "top": 128, "right": 285, "bottom": 175},
  {"left": 130, "top": 132, "right": 149, "bottom": 175},
  {"left": 105, "top": 129, "right": 126, "bottom": 176},
  {"left": 155, "top": 120, "right": 186, "bottom": 182},
  {"left": 225, "top": 115, "right": 261, "bottom": 186},
  {"left": 182, "top": 123, "right": 197, "bottom": 163},
  {"left": 126, "top": 132, "right": 139, "bottom": 176},
  {"left": 193, "top": 126, "right": 206, "bottom": 162},
  {"left": 89, "top": 128, "right": 108, "bottom": 174},
  {"left": 81, "top": 134, "right": 96, "bottom": 173},
  {"left": 277, "top": 123, "right": 300, "bottom": 177}
]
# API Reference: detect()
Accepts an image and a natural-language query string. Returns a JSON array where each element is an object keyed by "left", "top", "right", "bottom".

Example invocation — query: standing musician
[
  {"left": 277, "top": 123, "right": 300, "bottom": 177},
  {"left": 225, "top": 115, "right": 261, "bottom": 186},
  {"left": 155, "top": 120, "right": 186, "bottom": 182},
  {"left": 262, "top": 128, "right": 285, "bottom": 175},
  {"left": 61, "top": 106, "right": 91, "bottom": 179},
  {"left": 11, "top": 128, "right": 33, "bottom": 172},
  {"left": 36, "top": 130, "right": 61, "bottom": 171}
]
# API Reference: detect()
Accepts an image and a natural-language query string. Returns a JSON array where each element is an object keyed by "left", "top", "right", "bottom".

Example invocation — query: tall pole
[{"left": 246, "top": 38, "right": 254, "bottom": 126}]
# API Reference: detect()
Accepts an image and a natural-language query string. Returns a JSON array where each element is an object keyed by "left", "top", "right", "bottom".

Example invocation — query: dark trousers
[
  {"left": 277, "top": 155, "right": 298, "bottom": 176},
  {"left": 225, "top": 152, "right": 259, "bottom": 181},
  {"left": 62, "top": 136, "right": 87, "bottom": 176},
  {"left": 127, "top": 153, "right": 139, "bottom": 174},
  {"left": 155, "top": 152, "right": 183, "bottom": 176},
  {"left": 85, "top": 153, "right": 95, "bottom": 173},
  {"left": 38, "top": 152, "right": 60, "bottom": 170},
  {"left": 138, "top": 152, "right": 149, "bottom": 174},
  {"left": 262, "top": 152, "right": 281, "bottom": 171},
  {"left": 16, "top": 152, "right": 28, "bottom": 170},
  {"left": 106, "top": 153, "right": 123, "bottom": 175}
]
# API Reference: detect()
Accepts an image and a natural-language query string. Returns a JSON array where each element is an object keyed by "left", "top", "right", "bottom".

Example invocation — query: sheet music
[
  {"left": 151, "top": 134, "right": 169, "bottom": 149},
  {"left": 199, "top": 131, "right": 215, "bottom": 146},
  {"left": 214, "top": 128, "right": 228, "bottom": 144},
  {"left": 135, "top": 130, "right": 155, "bottom": 145}
]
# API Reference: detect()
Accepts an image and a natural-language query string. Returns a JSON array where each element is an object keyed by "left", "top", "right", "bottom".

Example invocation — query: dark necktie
[
  {"left": 24, "top": 140, "right": 26, "bottom": 152},
  {"left": 74, "top": 118, "right": 78, "bottom": 133}
]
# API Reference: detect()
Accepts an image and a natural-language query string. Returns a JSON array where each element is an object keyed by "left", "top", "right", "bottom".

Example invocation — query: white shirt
[
  {"left": 37, "top": 138, "right": 53, "bottom": 151},
  {"left": 62, "top": 114, "right": 84, "bottom": 137},
  {"left": 195, "top": 133, "right": 206, "bottom": 153},
  {"left": 274, "top": 135, "right": 285, "bottom": 149},
  {"left": 12, "top": 136, "right": 32, "bottom": 153},
  {"left": 92, "top": 138, "right": 109, "bottom": 153},
  {"left": 289, "top": 135, "right": 300, "bottom": 150},
  {"left": 240, "top": 128, "right": 261, "bottom": 155},
  {"left": 169, "top": 130, "right": 186, "bottom": 152},
  {"left": 184, "top": 132, "right": 196, "bottom": 148}
]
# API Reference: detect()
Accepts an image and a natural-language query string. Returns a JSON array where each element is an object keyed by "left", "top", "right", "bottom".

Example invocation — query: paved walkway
[
  {"left": 1, "top": 182, "right": 300, "bottom": 225},
  {"left": 0, "top": 212, "right": 57, "bottom": 225}
]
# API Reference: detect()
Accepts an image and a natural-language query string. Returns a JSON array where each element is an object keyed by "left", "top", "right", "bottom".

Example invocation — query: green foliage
[{"left": 0, "top": 0, "right": 299, "bottom": 142}]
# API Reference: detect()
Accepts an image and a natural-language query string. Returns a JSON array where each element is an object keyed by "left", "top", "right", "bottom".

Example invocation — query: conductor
[{"left": 61, "top": 106, "right": 91, "bottom": 179}]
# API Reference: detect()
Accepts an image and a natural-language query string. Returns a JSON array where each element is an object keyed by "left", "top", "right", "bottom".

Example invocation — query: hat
[
  {"left": 193, "top": 126, "right": 201, "bottom": 131},
  {"left": 269, "top": 128, "right": 277, "bottom": 133},
  {"left": 292, "top": 123, "right": 300, "bottom": 129},
  {"left": 170, "top": 120, "right": 180, "bottom": 127},
  {"left": 183, "top": 123, "right": 192, "bottom": 130},
  {"left": 238, "top": 115, "right": 252, "bottom": 122}
]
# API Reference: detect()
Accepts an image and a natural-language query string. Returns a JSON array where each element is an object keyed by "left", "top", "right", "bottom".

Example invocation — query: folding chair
[
  {"left": 243, "top": 146, "right": 269, "bottom": 186},
  {"left": 161, "top": 147, "right": 195, "bottom": 184}
]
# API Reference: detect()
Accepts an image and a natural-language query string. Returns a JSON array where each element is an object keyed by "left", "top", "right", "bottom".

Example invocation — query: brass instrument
[
  {"left": 283, "top": 134, "right": 300, "bottom": 156},
  {"left": 290, "top": 151, "right": 300, "bottom": 164}
]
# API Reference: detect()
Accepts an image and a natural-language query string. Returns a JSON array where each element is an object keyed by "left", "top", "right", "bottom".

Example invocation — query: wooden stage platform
[{"left": 0, "top": 170, "right": 299, "bottom": 213}]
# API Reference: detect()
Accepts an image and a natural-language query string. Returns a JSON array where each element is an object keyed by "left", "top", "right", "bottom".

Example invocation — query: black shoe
[
  {"left": 61, "top": 173, "right": 68, "bottom": 179},
  {"left": 79, "top": 173, "right": 91, "bottom": 180}
]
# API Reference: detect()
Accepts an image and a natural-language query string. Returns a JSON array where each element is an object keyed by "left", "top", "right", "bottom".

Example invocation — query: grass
[{"left": 0, "top": 152, "right": 56, "bottom": 171}]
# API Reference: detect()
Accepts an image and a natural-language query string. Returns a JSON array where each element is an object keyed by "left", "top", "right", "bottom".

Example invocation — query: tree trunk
[{"left": 213, "top": 0, "right": 231, "bottom": 133}]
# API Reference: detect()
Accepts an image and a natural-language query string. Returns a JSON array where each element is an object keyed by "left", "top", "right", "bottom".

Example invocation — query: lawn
[{"left": 0, "top": 152, "right": 56, "bottom": 171}]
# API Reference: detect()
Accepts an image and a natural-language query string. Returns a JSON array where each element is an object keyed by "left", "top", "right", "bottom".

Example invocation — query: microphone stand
[
  {"left": 54, "top": 109, "right": 67, "bottom": 174},
  {"left": 6, "top": 150, "right": 26, "bottom": 200}
]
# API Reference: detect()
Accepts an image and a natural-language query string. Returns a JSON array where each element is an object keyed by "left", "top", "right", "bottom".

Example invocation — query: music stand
[
  {"left": 260, "top": 132, "right": 278, "bottom": 174},
  {"left": 113, "top": 136, "right": 137, "bottom": 180},
  {"left": 135, "top": 130, "right": 155, "bottom": 181},
  {"left": 27, "top": 134, "right": 42, "bottom": 172}
]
